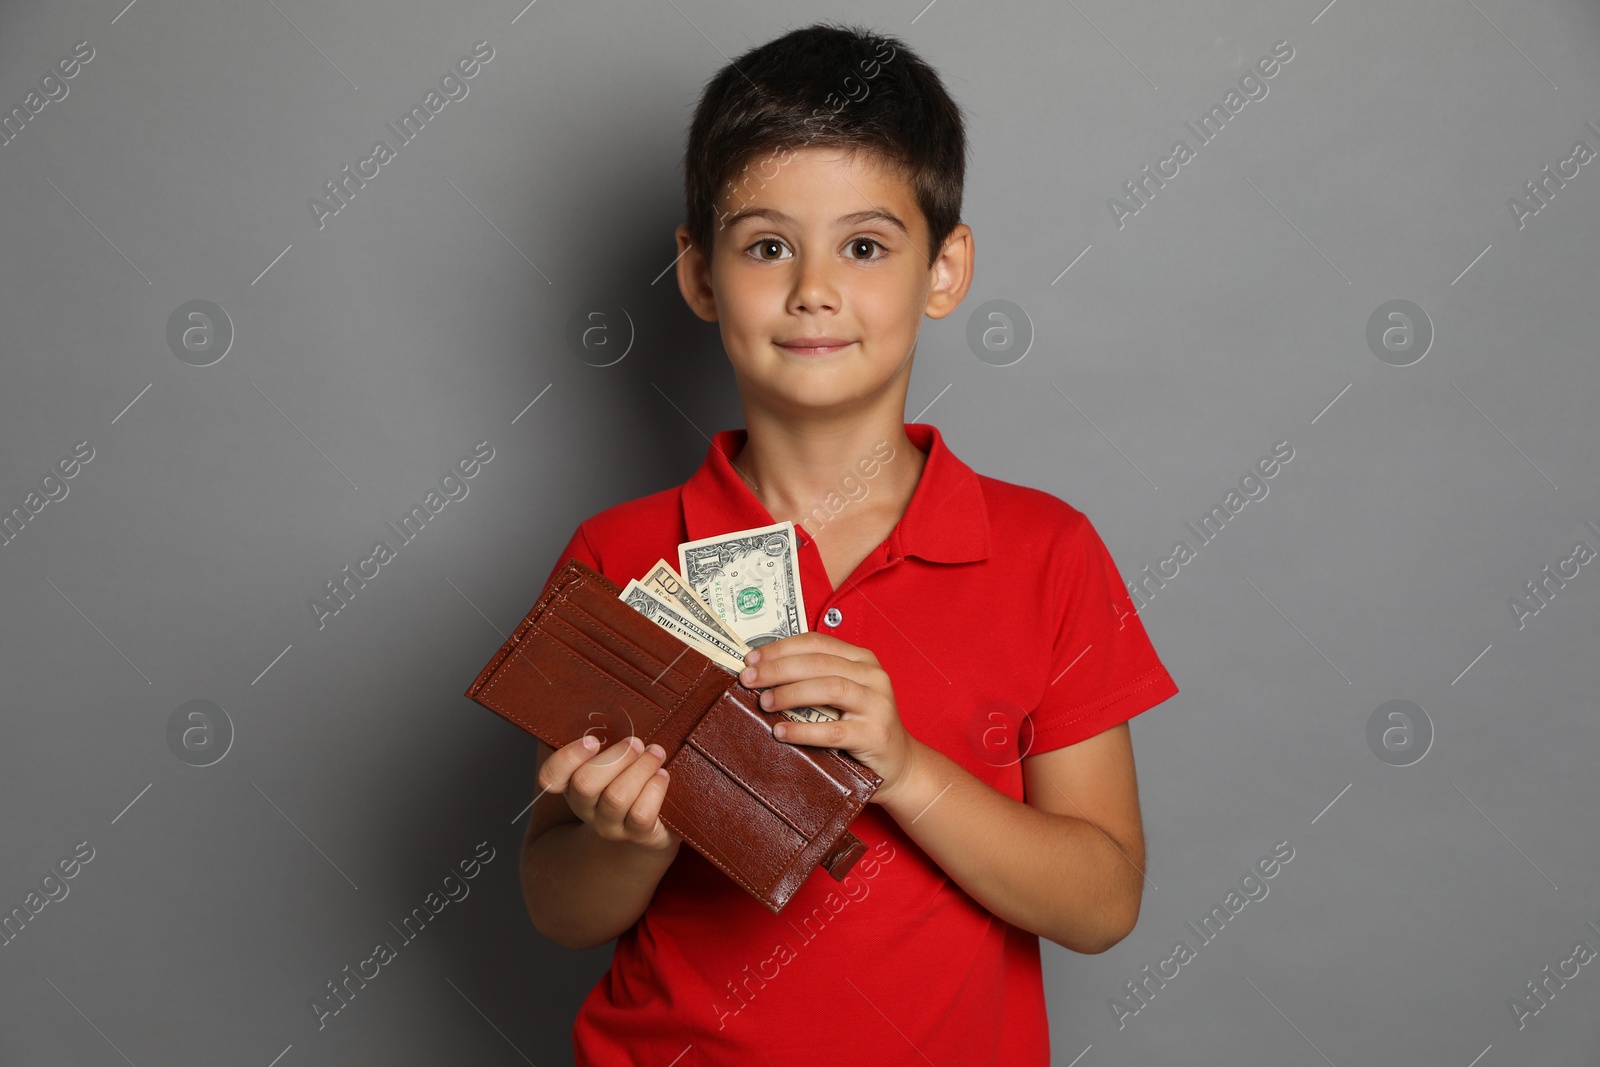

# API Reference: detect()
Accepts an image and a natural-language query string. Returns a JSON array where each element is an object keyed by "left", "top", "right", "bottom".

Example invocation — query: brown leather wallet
[{"left": 464, "top": 557, "right": 880, "bottom": 913}]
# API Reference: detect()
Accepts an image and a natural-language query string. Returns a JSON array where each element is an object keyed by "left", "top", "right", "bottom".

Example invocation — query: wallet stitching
[
  {"left": 545, "top": 615, "right": 694, "bottom": 709},
  {"left": 477, "top": 605, "right": 717, "bottom": 747},
  {"left": 557, "top": 596, "right": 705, "bottom": 690},
  {"left": 478, "top": 631, "right": 671, "bottom": 737},
  {"left": 466, "top": 572, "right": 579, "bottom": 696},
  {"left": 652, "top": 751, "right": 771, "bottom": 902},
  {"left": 763, "top": 801, "right": 869, "bottom": 908},
  {"left": 467, "top": 609, "right": 538, "bottom": 695},
  {"left": 667, "top": 754, "right": 861, "bottom": 907},
  {"left": 819, "top": 748, "right": 878, "bottom": 791},
  {"left": 674, "top": 700, "right": 870, "bottom": 904},
  {"left": 658, "top": 795, "right": 774, "bottom": 900},
  {"left": 687, "top": 728, "right": 848, "bottom": 842}
]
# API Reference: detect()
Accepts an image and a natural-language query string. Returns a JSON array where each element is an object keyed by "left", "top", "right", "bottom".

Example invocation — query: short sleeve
[
  {"left": 1026, "top": 512, "right": 1178, "bottom": 753},
  {"left": 542, "top": 520, "right": 602, "bottom": 590}
]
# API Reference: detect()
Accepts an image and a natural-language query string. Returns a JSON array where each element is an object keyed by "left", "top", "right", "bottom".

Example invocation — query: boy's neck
[{"left": 728, "top": 407, "right": 927, "bottom": 535}]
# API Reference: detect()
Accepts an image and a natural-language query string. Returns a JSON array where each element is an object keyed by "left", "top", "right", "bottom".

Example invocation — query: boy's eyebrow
[{"left": 721, "top": 206, "right": 910, "bottom": 237}]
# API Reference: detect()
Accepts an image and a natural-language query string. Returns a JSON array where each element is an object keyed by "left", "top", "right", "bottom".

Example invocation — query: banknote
[
  {"left": 639, "top": 558, "right": 746, "bottom": 651},
  {"left": 618, "top": 579, "right": 749, "bottom": 674},
  {"left": 674, "top": 521, "right": 839, "bottom": 724},
  {"left": 677, "top": 519, "right": 808, "bottom": 649},
  {"left": 620, "top": 576, "right": 839, "bottom": 724},
  {"left": 618, "top": 544, "right": 838, "bottom": 723}
]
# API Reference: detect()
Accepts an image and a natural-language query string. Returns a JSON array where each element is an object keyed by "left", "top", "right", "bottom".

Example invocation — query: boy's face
[{"left": 675, "top": 146, "right": 972, "bottom": 419}]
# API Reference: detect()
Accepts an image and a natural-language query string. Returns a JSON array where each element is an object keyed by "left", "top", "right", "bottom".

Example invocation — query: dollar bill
[
  {"left": 676, "top": 521, "right": 839, "bottom": 724},
  {"left": 618, "top": 579, "right": 749, "bottom": 674},
  {"left": 640, "top": 558, "right": 747, "bottom": 651},
  {"left": 624, "top": 554, "right": 838, "bottom": 724},
  {"left": 677, "top": 519, "right": 808, "bottom": 649}
]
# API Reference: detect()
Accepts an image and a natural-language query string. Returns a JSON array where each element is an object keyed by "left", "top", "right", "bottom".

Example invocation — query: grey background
[{"left": 2, "top": 0, "right": 1597, "bottom": 1063}]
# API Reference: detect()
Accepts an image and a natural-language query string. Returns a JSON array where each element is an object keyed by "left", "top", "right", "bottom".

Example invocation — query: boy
[{"left": 521, "top": 22, "right": 1177, "bottom": 1065}]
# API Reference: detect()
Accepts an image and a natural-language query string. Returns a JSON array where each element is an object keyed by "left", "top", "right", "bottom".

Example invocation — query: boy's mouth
[{"left": 775, "top": 337, "right": 856, "bottom": 355}]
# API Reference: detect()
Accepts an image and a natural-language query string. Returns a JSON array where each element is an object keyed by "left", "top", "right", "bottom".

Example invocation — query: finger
[
  {"left": 584, "top": 733, "right": 644, "bottom": 772},
  {"left": 570, "top": 736, "right": 644, "bottom": 799},
  {"left": 622, "top": 765, "right": 672, "bottom": 839},
  {"left": 594, "top": 743, "right": 668, "bottom": 827},
  {"left": 740, "top": 652, "right": 877, "bottom": 690},
  {"left": 746, "top": 631, "right": 876, "bottom": 665},
  {"left": 537, "top": 735, "right": 601, "bottom": 794},
  {"left": 772, "top": 716, "right": 853, "bottom": 748},
  {"left": 757, "top": 675, "right": 877, "bottom": 718}
]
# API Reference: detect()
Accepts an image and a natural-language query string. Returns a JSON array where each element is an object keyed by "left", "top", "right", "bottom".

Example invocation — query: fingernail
[
  {"left": 760, "top": 691, "right": 773, "bottom": 708},
  {"left": 740, "top": 666, "right": 757, "bottom": 683},
  {"left": 773, "top": 722, "right": 787, "bottom": 739},
  {"left": 581, "top": 735, "right": 599, "bottom": 750},
  {"left": 745, "top": 649, "right": 760, "bottom": 664},
  {"left": 646, "top": 743, "right": 666, "bottom": 759},
  {"left": 655, "top": 768, "right": 668, "bottom": 778},
  {"left": 628, "top": 736, "right": 644, "bottom": 753}
]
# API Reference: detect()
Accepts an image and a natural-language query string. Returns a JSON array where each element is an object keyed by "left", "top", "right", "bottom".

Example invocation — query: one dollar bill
[
  {"left": 677, "top": 519, "right": 808, "bottom": 649},
  {"left": 676, "top": 520, "right": 839, "bottom": 723}
]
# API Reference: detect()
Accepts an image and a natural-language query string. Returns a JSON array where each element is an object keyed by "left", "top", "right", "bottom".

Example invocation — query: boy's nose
[{"left": 789, "top": 270, "right": 840, "bottom": 313}]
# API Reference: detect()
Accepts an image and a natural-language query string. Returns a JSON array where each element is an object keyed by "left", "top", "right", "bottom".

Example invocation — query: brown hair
[{"left": 681, "top": 21, "right": 967, "bottom": 263}]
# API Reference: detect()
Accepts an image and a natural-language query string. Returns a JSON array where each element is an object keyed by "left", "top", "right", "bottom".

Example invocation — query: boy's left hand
[{"left": 739, "top": 632, "right": 923, "bottom": 806}]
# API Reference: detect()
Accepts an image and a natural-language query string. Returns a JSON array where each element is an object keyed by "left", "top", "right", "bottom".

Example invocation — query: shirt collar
[{"left": 679, "top": 422, "right": 990, "bottom": 564}]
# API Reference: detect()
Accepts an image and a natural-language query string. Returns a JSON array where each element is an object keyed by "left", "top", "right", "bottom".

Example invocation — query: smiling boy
[{"left": 520, "top": 22, "right": 1178, "bottom": 1065}]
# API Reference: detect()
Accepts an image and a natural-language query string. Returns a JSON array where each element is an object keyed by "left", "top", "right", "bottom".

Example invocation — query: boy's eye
[
  {"left": 749, "top": 238, "right": 790, "bottom": 261},
  {"left": 847, "top": 237, "right": 887, "bottom": 261},
  {"left": 744, "top": 237, "right": 888, "bottom": 262}
]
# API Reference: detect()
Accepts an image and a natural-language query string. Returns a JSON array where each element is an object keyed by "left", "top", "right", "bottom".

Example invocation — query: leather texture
[{"left": 464, "top": 557, "right": 881, "bottom": 913}]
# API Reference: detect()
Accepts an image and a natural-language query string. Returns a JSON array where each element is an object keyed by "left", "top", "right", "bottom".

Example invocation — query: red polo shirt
[{"left": 539, "top": 422, "right": 1177, "bottom": 1066}]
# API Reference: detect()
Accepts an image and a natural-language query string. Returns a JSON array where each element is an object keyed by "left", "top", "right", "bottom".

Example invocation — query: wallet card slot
[
  {"left": 551, "top": 596, "right": 702, "bottom": 699},
  {"left": 546, "top": 614, "right": 696, "bottom": 713},
  {"left": 480, "top": 628, "right": 672, "bottom": 745},
  {"left": 535, "top": 622, "right": 686, "bottom": 731},
  {"left": 565, "top": 580, "right": 710, "bottom": 688}
]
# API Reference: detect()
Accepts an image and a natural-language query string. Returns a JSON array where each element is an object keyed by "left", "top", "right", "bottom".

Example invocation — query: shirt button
[{"left": 823, "top": 607, "right": 843, "bottom": 627}]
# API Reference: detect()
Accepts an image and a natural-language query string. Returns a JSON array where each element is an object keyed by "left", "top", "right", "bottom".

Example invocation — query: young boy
[{"left": 521, "top": 22, "right": 1177, "bottom": 1065}]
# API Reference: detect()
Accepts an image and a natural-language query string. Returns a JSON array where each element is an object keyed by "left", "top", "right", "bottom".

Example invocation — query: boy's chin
[{"left": 748, "top": 383, "right": 896, "bottom": 416}]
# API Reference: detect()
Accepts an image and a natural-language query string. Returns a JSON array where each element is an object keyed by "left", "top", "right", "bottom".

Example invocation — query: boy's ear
[
  {"left": 675, "top": 223, "right": 719, "bottom": 323},
  {"left": 923, "top": 222, "right": 974, "bottom": 322}
]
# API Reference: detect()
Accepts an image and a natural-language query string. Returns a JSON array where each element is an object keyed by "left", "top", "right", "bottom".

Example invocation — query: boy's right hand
[{"left": 538, "top": 735, "right": 681, "bottom": 854}]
